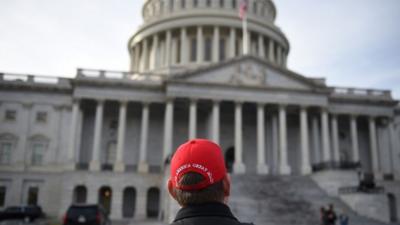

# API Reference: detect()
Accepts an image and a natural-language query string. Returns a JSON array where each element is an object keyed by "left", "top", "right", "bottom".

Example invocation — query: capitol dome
[{"left": 128, "top": 0, "right": 290, "bottom": 74}]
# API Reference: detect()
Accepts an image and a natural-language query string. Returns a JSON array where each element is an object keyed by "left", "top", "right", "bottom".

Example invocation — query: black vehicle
[
  {"left": 63, "top": 205, "right": 110, "bottom": 225},
  {"left": 0, "top": 205, "right": 45, "bottom": 222}
]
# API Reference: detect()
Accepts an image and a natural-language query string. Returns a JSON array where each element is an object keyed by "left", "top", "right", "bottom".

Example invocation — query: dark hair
[{"left": 173, "top": 172, "right": 225, "bottom": 206}]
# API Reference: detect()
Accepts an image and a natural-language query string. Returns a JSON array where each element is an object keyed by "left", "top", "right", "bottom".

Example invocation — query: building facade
[{"left": 0, "top": 0, "right": 399, "bottom": 222}]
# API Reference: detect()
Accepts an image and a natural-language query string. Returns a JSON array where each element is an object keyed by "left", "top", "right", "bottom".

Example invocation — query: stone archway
[
  {"left": 122, "top": 187, "right": 136, "bottom": 218},
  {"left": 225, "top": 146, "right": 235, "bottom": 173},
  {"left": 98, "top": 186, "right": 112, "bottom": 215},
  {"left": 73, "top": 185, "right": 87, "bottom": 204},
  {"left": 146, "top": 187, "right": 160, "bottom": 218},
  {"left": 388, "top": 193, "right": 398, "bottom": 223}
]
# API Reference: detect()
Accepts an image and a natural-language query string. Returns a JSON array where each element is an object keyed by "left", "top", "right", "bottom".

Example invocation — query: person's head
[
  {"left": 329, "top": 204, "right": 334, "bottom": 210},
  {"left": 167, "top": 139, "right": 230, "bottom": 207},
  {"left": 320, "top": 207, "right": 325, "bottom": 213}
]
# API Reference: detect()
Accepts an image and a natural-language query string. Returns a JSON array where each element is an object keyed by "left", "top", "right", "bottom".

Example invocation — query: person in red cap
[{"left": 168, "top": 139, "right": 253, "bottom": 225}]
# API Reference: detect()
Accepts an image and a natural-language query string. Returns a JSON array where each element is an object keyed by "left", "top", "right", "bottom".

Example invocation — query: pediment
[{"left": 172, "top": 57, "right": 323, "bottom": 91}]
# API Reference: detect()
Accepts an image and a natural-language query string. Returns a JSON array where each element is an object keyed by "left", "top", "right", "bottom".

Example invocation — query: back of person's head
[{"left": 168, "top": 139, "right": 230, "bottom": 206}]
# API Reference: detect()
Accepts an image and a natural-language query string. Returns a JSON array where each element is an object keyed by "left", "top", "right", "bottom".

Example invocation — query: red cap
[{"left": 169, "top": 139, "right": 227, "bottom": 191}]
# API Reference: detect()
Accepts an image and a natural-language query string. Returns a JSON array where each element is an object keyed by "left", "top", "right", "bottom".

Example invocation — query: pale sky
[{"left": 0, "top": 0, "right": 399, "bottom": 99}]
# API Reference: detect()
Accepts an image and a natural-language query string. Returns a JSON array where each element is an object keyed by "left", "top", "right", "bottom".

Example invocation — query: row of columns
[
  {"left": 68, "top": 99, "right": 392, "bottom": 176},
  {"left": 132, "top": 26, "right": 287, "bottom": 72},
  {"left": 145, "top": 0, "right": 273, "bottom": 21}
]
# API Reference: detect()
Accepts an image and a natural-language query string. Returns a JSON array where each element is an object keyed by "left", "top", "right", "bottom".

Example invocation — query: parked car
[
  {"left": 63, "top": 205, "right": 110, "bottom": 225},
  {"left": 0, "top": 205, "right": 45, "bottom": 222}
]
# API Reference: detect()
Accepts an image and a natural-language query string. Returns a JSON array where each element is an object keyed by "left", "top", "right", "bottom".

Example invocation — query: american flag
[{"left": 239, "top": 0, "right": 248, "bottom": 20}]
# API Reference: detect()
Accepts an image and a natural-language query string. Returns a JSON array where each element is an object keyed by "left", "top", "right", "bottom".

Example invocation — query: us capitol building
[{"left": 0, "top": 0, "right": 399, "bottom": 224}]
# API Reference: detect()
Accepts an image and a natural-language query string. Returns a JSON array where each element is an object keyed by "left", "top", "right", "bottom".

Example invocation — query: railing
[
  {"left": 331, "top": 87, "right": 391, "bottom": 99},
  {"left": 0, "top": 72, "right": 70, "bottom": 86},
  {"left": 77, "top": 68, "right": 164, "bottom": 83}
]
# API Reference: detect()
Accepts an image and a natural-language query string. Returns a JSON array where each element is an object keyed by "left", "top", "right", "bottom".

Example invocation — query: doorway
[
  {"left": 122, "top": 187, "right": 136, "bottom": 218},
  {"left": 98, "top": 186, "right": 112, "bottom": 215}
]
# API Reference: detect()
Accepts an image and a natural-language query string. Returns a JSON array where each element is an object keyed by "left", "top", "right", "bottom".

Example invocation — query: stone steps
[{"left": 228, "top": 175, "right": 391, "bottom": 225}]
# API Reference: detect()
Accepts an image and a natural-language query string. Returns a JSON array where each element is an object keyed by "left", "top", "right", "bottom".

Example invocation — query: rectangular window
[
  {"left": 220, "top": 0, "right": 224, "bottom": 7},
  {"left": 31, "top": 143, "right": 45, "bottom": 166},
  {"left": 170, "top": 0, "right": 174, "bottom": 11},
  {"left": 232, "top": 0, "right": 236, "bottom": 9},
  {"left": 219, "top": 38, "right": 226, "bottom": 61},
  {"left": 181, "top": 0, "right": 185, "bottom": 8},
  {"left": 36, "top": 112, "right": 47, "bottom": 123},
  {"left": 190, "top": 38, "right": 197, "bottom": 62},
  {"left": 0, "top": 142, "right": 12, "bottom": 165},
  {"left": 193, "top": 0, "right": 198, "bottom": 7},
  {"left": 204, "top": 37, "right": 212, "bottom": 61},
  {"left": 0, "top": 186, "right": 5, "bottom": 207},
  {"left": 206, "top": 0, "right": 211, "bottom": 7},
  {"left": 5, "top": 110, "right": 16, "bottom": 121},
  {"left": 27, "top": 187, "right": 39, "bottom": 205}
]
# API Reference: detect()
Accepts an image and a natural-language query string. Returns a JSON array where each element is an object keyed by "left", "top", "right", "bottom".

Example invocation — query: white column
[
  {"left": 331, "top": 114, "right": 340, "bottom": 165},
  {"left": 257, "top": 104, "right": 269, "bottom": 174},
  {"left": 268, "top": 39, "right": 275, "bottom": 63},
  {"left": 276, "top": 45, "right": 282, "bottom": 66},
  {"left": 138, "top": 102, "right": 150, "bottom": 173},
  {"left": 229, "top": 28, "right": 236, "bottom": 58},
  {"left": 171, "top": 37, "right": 178, "bottom": 64},
  {"left": 141, "top": 39, "right": 149, "bottom": 71},
  {"left": 114, "top": 101, "right": 127, "bottom": 172},
  {"left": 90, "top": 100, "right": 104, "bottom": 171},
  {"left": 369, "top": 117, "right": 380, "bottom": 175},
  {"left": 188, "top": 99, "right": 197, "bottom": 139},
  {"left": 279, "top": 105, "right": 291, "bottom": 175},
  {"left": 234, "top": 102, "right": 246, "bottom": 174},
  {"left": 134, "top": 45, "right": 141, "bottom": 72},
  {"left": 300, "top": 107, "right": 312, "bottom": 175},
  {"left": 388, "top": 120, "right": 398, "bottom": 178},
  {"left": 165, "top": 30, "right": 172, "bottom": 66},
  {"left": 321, "top": 108, "right": 331, "bottom": 165},
  {"left": 211, "top": 100, "right": 220, "bottom": 144},
  {"left": 163, "top": 100, "right": 174, "bottom": 161},
  {"left": 67, "top": 99, "right": 79, "bottom": 170},
  {"left": 350, "top": 115, "right": 360, "bottom": 163},
  {"left": 258, "top": 35, "right": 265, "bottom": 58},
  {"left": 212, "top": 26, "right": 220, "bottom": 63},
  {"left": 272, "top": 114, "right": 279, "bottom": 174},
  {"left": 196, "top": 26, "right": 204, "bottom": 63},
  {"left": 151, "top": 34, "right": 159, "bottom": 70},
  {"left": 282, "top": 51, "right": 288, "bottom": 67},
  {"left": 180, "top": 27, "right": 188, "bottom": 64},
  {"left": 312, "top": 116, "right": 321, "bottom": 165}
]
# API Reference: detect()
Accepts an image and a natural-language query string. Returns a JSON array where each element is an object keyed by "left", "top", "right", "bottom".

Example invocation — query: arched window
[
  {"left": 206, "top": 0, "right": 211, "bottom": 7},
  {"left": 181, "top": 0, "right": 185, "bottom": 8},
  {"left": 253, "top": 1, "right": 257, "bottom": 14},
  {"left": 146, "top": 187, "right": 160, "bottom": 218},
  {"left": 193, "top": 0, "right": 198, "bottom": 7},
  {"left": 98, "top": 186, "right": 112, "bottom": 215},
  {"left": 29, "top": 134, "right": 49, "bottom": 166},
  {"left": 232, "top": 0, "right": 236, "bottom": 9},
  {"left": 220, "top": 0, "right": 224, "bottom": 8},
  {"left": 169, "top": 0, "right": 174, "bottom": 11},
  {"left": 122, "top": 187, "right": 136, "bottom": 218},
  {"left": 0, "top": 133, "right": 17, "bottom": 165},
  {"left": 73, "top": 186, "right": 87, "bottom": 204}
]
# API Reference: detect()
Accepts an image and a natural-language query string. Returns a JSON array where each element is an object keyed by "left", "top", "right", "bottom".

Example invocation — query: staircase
[{"left": 229, "top": 175, "right": 391, "bottom": 225}]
